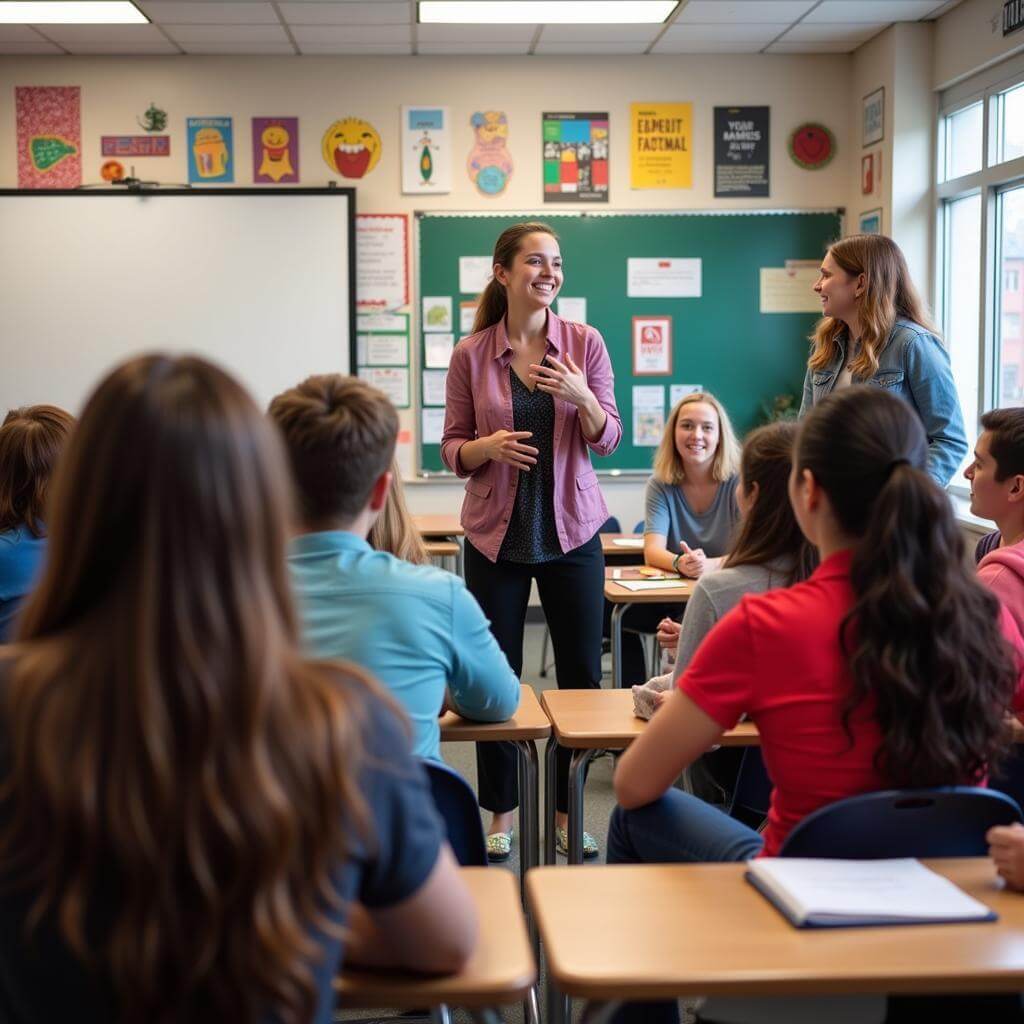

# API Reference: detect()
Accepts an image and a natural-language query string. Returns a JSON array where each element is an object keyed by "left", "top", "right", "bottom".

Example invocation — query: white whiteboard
[{"left": 0, "top": 189, "right": 354, "bottom": 415}]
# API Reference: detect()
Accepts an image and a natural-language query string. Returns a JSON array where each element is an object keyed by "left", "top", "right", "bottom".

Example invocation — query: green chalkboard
[{"left": 417, "top": 210, "right": 841, "bottom": 474}]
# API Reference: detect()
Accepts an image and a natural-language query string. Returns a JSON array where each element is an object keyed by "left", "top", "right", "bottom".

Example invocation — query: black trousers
[{"left": 465, "top": 533, "right": 604, "bottom": 815}]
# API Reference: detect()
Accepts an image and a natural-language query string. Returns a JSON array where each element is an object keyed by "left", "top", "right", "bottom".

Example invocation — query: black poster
[{"left": 714, "top": 106, "right": 770, "bottom": 198}]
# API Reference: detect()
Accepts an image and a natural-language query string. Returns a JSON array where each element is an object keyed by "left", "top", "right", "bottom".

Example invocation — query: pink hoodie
[{"left": 979, "top": 541, "right": 1024, "bottom": 637}]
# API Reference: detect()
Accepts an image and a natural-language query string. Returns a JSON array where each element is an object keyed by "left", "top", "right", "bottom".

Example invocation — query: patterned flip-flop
[
  {"left": 555, "top": 826, "right": 599, "bottom": 859},
  {"left": 486, "top": 830, "right": 513, "bottom": 862}
]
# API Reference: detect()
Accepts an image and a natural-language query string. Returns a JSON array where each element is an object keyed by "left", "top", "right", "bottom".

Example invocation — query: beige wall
[{"left": 935, "top": 0, "right": 1024, "bottom": 89}]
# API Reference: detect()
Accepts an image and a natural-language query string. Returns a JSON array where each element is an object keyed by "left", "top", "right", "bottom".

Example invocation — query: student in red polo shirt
[{"left": 610, "top": 386, "right": 1024, "bottom": 870}]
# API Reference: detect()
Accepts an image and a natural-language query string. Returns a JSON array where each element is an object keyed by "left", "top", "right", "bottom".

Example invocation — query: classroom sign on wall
[
  {"left": 714, "top": 106, "right": 769, "bottom": 198},
  {"left": 402, "top": 106, "right": 451, "bottom": 194},
  {"left": 468, "top": 111, "right": 513, "bottom": 196},
  {"left": 16, "top": 85, "right": 81, "bottom": 189},
  {"left": 630, "top": 102, "right": 691, "bottom": 189},
  {"left": 252, "top": 117, "right": 299, "bottom": 184},
  {"left": 542, "top": 112, "right": 609, "bottom": 203},
  {"left": 187, "top": 117, "right": 233, "bottom": 183}
]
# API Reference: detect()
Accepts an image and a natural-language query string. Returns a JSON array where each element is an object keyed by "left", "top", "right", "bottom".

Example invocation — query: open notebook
[{"left": 746, "top": 858, "right": 997, "bottom": 929}]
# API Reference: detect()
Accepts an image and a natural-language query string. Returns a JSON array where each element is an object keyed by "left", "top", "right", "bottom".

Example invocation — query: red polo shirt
[{"left": 679, "top": 548, "right": 1024, "bottom": 857}]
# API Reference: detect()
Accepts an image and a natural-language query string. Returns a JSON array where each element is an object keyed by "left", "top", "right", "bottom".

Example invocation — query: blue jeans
[{"left": 606, "top": 791, "right": 764, "bottom": 1024}]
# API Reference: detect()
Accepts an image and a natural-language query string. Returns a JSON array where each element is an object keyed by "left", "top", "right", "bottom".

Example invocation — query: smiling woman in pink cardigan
[{"left": 442, "top": 221, "right": 622, "bottom": 860}]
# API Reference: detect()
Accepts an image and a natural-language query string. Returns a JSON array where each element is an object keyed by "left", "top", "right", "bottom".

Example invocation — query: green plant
[{"left": 761, "top": 392, "right": 800, "bottom": 423}]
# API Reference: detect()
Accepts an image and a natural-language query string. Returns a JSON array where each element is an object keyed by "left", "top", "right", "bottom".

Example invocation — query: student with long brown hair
[
  {"left": 801, "top": 233, "right": 966, "bottom": 486},
  {"left": 0, "top": 404, "right": 74, "bottom": 641},
  {"left": 442, "top": 220, "right": 622, "bottom": 859},
  {"left": 0, "top": 355, "right": 475, "bottom": 1024}
]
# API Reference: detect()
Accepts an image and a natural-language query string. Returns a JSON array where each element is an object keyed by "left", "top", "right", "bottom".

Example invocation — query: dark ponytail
[
  {"left": 471, "top": 221, "right": 559, "bottom": 335},
  {"left": 797, "top": 386, "right": 1018, "bottom": 786}
]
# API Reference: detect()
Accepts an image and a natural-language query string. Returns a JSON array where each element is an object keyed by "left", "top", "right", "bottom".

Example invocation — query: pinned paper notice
[
  {"left": 364, "top": 334, "right": 409, "bottom": 366},
  {"left": 459, "top": 255, "right": 493, "bottom": 294},
  {"left": 422, "top": 407, "right": 445, "bottom": 444},
  {"left": 557, "top": 296, "right": 587, "bottom": 323},
  {"left": 422, "top": 369, "right": 448, "bottom": 406},
  {"left": 360, "top": 367, "right": 410, "bottom": 408},
  {"left": 460, "top": 302, "right": 478, "bottom": 334},
  {"left": 670, "top": 384, "right": 703, "bottom": 407},
  {"left": 760, "top": 267, "right": 821, "bottom": 313},
  {"left": 633, "top": 384, "right": 665, "bottom": 447},
  {"left": 422, "top": 296, "right": 453, "bottom": 332},
  {"left": 627, "top": 258, "right": 701, "bottom": 298},
  {"left": 425, "top": 333, "right": 455, "bottom": 368}
]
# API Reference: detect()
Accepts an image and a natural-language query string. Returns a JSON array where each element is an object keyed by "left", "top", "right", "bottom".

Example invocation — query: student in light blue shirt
[{"left": 269, "top": 374, "right": 519, "bottom": 762}]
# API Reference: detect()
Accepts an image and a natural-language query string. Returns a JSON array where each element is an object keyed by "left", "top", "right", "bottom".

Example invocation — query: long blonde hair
[
  {"left": 653, "top": 392, "right": 740, "bottom": 485},
  {"left": 370, "top": 460, "right": 429, "bottom": 564},
  {"left": 809, "top": 234, "right": 938, "bottom": 378}
]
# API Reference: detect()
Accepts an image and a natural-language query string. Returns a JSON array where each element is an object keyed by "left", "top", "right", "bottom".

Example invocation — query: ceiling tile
[
  {"left": 675, "top": 1, "right": 816, "bottom": 23},
  {"left": 278, "top": 2, "right": 411, "bottom": 25},
  {"left": 417, "top": 23, "right": 536, "bottom": 42},
  {"left": 290, "top": 23, "right": 410, "bottom": 42},
  {"left": 299, "top": 41, "right": 412, "bottom": 52},
  {"left": 652, "top": 37, "right": 766, "bottom": 52},
  {"left": 533, "top": 39, "right": 650, "bottom": 53},
  {"left": 804, "top": 1, "right": 947, "bottom": 22},
  {"left": 165, "top": 23, "right": 289, "bottom": 42},
  {"left": 41, "top": 24, "right": 167, "bottom": 44},
  {"left": 180, "top": 41, "right": 295, "bottom": 53},
  {"left": 659, "top": 22, "right": 789, "bottom": 43},
  {"left": 65, "top": 40, "right": 182, "bottom": 53},
  {"left": 0, "top": 39, "right": 64, "bottom": 53},
  {"left": 765, "top": 39, "right": 859, "bottom": 52},
  {"left": 417, "top": 41, "right": 532, "bottom": 54},
  {"left": 782, "top": 22, "right": 888, "bottom": 44},
  {"left": 136, "top": 2, "right": 280, "bottom": 24},
  {"left": 538, "top": 24, "right": 661, "bottom": 42}
]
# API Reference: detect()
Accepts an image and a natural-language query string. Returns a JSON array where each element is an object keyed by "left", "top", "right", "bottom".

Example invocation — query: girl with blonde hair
[
  {"left": 369, "top": 459, "right": 429, "bottom": 565},
  {"left": 801, "top": 233, "right": 966, "bottom": 486}
]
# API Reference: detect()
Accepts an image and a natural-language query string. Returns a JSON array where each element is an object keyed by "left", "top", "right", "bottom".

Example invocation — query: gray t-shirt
[
  {"left": 671, "top": 558, "right": 793, "bottom": 682},
  {"left": 644, "top": 475, "right": 739, "bottom": 558}
]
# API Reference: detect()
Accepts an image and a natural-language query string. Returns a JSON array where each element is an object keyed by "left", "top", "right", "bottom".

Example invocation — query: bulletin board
[{"left": 416, "top": 209, "right": 842, "bottom": 474}]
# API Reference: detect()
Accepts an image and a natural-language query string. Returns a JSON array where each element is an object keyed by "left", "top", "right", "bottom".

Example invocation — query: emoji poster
[
  {"left": 16, "top": 86, "right": 81, "bottom": 189},
  {"left": 468, "top": 111, "right": 513, "bottom": 196},
  {"left": 322, "top": 117, "right": 382, "bottom": 179},
  {"left": 187, "top": 117, "right": 233, "bottom": 183},
  {"left": 542, "top": 112, "right": 609, "bottom": 203},
  {"left": 252, "top": 117, "right": 299, "bottom": 184},
  {"left": 401, "top": 106, "right": 450, "bottom": 194}
]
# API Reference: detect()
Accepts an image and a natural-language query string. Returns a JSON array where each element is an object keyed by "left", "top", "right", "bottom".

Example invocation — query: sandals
[
  {"left": 555, "top": 826, "right": 599, "bottom": 859},
  {"left": 486, "top": 829, "right": 513, "bottom": 862}
]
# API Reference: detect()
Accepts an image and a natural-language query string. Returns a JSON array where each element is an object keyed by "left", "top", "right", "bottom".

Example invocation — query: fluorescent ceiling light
[
  {"left": 0, "top": 2, "right": 148, "bottom": 23},
  {"left": 419, "top": 1, "right": 678, "bottom": 24}
]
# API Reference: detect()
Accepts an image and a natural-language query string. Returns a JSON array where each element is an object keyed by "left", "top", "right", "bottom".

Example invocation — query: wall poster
[
  {"left": 714, "top": 106, "right": 769, "bottom": 198},
  {"left": 542, "top": 112, "right": 609, "bottom": 203}
]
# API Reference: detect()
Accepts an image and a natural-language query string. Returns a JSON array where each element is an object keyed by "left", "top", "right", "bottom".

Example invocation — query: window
[{"left": 937, "top": 57, "right": 1024, "bottom": 492}]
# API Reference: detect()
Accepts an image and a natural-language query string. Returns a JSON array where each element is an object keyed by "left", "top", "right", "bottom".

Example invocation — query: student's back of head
[
  {"left": 268, "top": 374, "right": 398, "bottom": 530},
  {"left": 0, "top": 404, "right": 75, "bottom": 537},
  {"left": 1, "top": 355, "right": 375, "bottom": 1024},
  {"left": 795, "top": 386, "right": 1018, "bottom": 787}
]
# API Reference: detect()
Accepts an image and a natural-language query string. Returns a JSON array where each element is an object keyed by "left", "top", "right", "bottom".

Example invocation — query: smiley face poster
[
  {"left": 252, "top": 117, "right": 299, "bottom": 184},
  {"left": 321, "top": 117, "right": 382, "bottom": 179}
]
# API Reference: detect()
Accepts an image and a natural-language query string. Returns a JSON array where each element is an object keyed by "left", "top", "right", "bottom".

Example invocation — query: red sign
[{"left": 101, "top": 135, "right": 170, "bottom": 157}]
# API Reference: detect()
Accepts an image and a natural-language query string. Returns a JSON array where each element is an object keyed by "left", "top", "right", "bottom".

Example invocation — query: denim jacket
[{"left": 799, "top": 318, "right": 967, "bottom": 487}]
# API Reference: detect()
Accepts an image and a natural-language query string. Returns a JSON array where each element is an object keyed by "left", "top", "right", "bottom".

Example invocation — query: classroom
[{"left": 3, "top": 1, "right": 1024, "bottom": 1022}]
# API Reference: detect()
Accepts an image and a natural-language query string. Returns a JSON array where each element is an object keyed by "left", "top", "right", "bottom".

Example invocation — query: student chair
[
  {"left": 779, "top": 786, "right": 1023, "bottom": 859},
  {"left": 422, "top": 759, "right": 489, "bottom": 867}
]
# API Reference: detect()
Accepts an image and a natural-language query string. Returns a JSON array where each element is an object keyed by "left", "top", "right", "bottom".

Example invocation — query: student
[
  {"left": 442, "top": 220, "right": 622, "bottom": 859},
  {"left": 965, "top": 409, "right": 1024, "bottom": 634},
  {"left": 370, "top": 457, "right": 429, "bottom": 565},
  {"left": 0, "top": 404, "right": 74, "bottom": 642},
  {"left": 270, "top": 374, "right": 520, "bottom": 768},
  {"left": 800, "top": 234, "right": 967, "bottom": 487},
  {"left": 0, "top": 354, "right": 476, "bottom": 1024},
  {"left": 610, "top": 386, "right": 1022, "bottom": 873}
]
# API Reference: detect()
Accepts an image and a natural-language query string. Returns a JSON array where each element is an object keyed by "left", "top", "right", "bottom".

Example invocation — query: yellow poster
[{"left": 631, "top": 102, "right": 692, "bottom": 189}]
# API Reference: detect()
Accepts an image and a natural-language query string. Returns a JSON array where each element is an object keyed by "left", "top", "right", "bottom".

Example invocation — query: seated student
[
  {"left": 0, "top": 354, "right": 475, "bottom": 1024},
  {"left": 0, "top": 405, "right": 74, "bottom": 642},
  {"left": 370, "top": 458, "right": 430, "bottom": 565},
  {"left": 269, "top": 375, "right": 520, "bottom": 763},
  {"left": 965, "top": 408, "right": 1024, "bottom": 633},
  {"left": 616, "top": 391, "right": 741, "bottom": 685}
]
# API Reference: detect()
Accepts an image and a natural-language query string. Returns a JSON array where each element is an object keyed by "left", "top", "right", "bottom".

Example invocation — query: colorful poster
[
  {"left": 422, "top": 296, "right": 453, "bottom": 333},
  {"left": 542, "top": 112, "right": 609, "bottom": 203},
  {"left": 402, "top": 106, "right": 451, "bottom": 194},
  {"left": 16, "top": 86, "right": 81, "bottom": 189},
  {"left": 468, "top": 110, "right": 513, "bottom": 195},
  {"left": 322, "top": 118, "right": 382, "bottom": 179},
  {"left": 632, "top": 316, "right": 673, "bottom": 376},
  {"left": 252, "top": 117, "right": 298, "bottom": 184},
  {"left": 356, "top": 213, "right": 409, "bottom": 309},
  {"left": 714, "top": 106, "right": 769, "bottom": 198},
  {"left": 101, "top": 135, "right": 170, "bottom": 157},
  {"left": 630, "top": 102, "right": 691, "bottom": 190},
  {"left": 187, "top": 117, "right": 233, "bottom": 183},
  {"left": 633, "top": 385, "right": 666, "bottom": 447}
]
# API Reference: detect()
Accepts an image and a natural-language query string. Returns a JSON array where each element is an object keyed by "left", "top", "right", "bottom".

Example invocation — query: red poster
[{"left": 16, "top": 86, "right": 81, "bottom": 189}]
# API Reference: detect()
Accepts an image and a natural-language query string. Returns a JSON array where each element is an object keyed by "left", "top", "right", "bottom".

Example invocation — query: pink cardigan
[{"left": 441, "top": 312, "right": 622, "bottom": 562}]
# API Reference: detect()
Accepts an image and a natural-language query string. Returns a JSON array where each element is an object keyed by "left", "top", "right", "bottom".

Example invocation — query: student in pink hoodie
[{"left": 964, "top": 407, "right": 1024, "bottom": 633}]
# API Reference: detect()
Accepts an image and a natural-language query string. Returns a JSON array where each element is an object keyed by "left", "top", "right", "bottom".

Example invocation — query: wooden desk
[
  {"left": 540, "top": 688, "right": 759, "bottom": 865},
  {"left": 413, "top": 514, "right": 465, "bottom": 538},
  {"left": 604, "top": 567, "right": 693, "bottom": 689},
  {"left": 440, "top": 684, "right": 551, "bottom": 910},
  {"left": 528, "top": 858, "right": 1024, "bottom": 1022},
  {"left": 600, "top": 533, "right": 645, "bottom": 560},
  {"left": 424, "top": 539, "right": 461, "bottom": 574},
  {"left": 337, "top": 867, "right": 536, "bottom": 1015}
]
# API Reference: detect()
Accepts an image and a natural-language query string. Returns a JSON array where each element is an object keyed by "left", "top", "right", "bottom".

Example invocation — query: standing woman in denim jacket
[
  {"left": 800, "top": 234, "right": 967, "bottom": 486},
  {"left": 442, "top": 221, "right": 622, "bottom": 860}
]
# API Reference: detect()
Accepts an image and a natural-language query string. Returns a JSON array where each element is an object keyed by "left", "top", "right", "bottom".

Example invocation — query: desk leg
[
  {"left": 429, "top": 1006, "right": 453, "bottom": 1024},
  {"left": 568, "top": 748, "right": 598, "bottom": 865},
  {"left": 580, "top": 1001, "right": 622, "bottom": 1024},
  {"left": 610, "top": 603, "right": 627, "bottom": 689},
  {"left": 544, "top": 736, "right": 558, "bottom": 866},
  {"left": 514, "top": 739, "right": 540, "bottom": 961},
  {"left": 455, "top": 537, "right": 464, "bottom": 579}
]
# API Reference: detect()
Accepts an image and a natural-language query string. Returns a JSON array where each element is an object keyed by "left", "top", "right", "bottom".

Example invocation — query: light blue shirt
[
  {"left": 0, "top": 525, "right": 47, "bottom": 642},
  {"left": 288, "top": 531, "right": 520, "bottom": 761}
]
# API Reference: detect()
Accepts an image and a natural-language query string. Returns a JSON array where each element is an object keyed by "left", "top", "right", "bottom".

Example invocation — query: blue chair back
[
  {"left": 780, "top": 786, "right": 1022, "bottom": 859},
  {"left": 421, "top": 759, "right": 488, "bottom": 866},
  {"left": 600, "top": 515, "right": 622, "bottom": 533},
  {"left": 728, "top": 747, "right": 772, "bottom": 819},
  {"left": 632, "top": 520, "right": 644, "bottom": 534}
]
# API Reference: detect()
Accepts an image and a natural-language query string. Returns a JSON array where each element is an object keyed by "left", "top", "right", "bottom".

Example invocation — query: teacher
[
  {"left": 442, "top": 221, "right": 622, "bottom": 861},
  {"left": 800, "top": 233, "right": 967, "bottom": 486}
]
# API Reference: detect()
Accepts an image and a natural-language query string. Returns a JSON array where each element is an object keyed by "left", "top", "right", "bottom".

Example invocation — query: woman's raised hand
[{"left": 483, "top": 429, "right": 539, "bottom": 471}]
